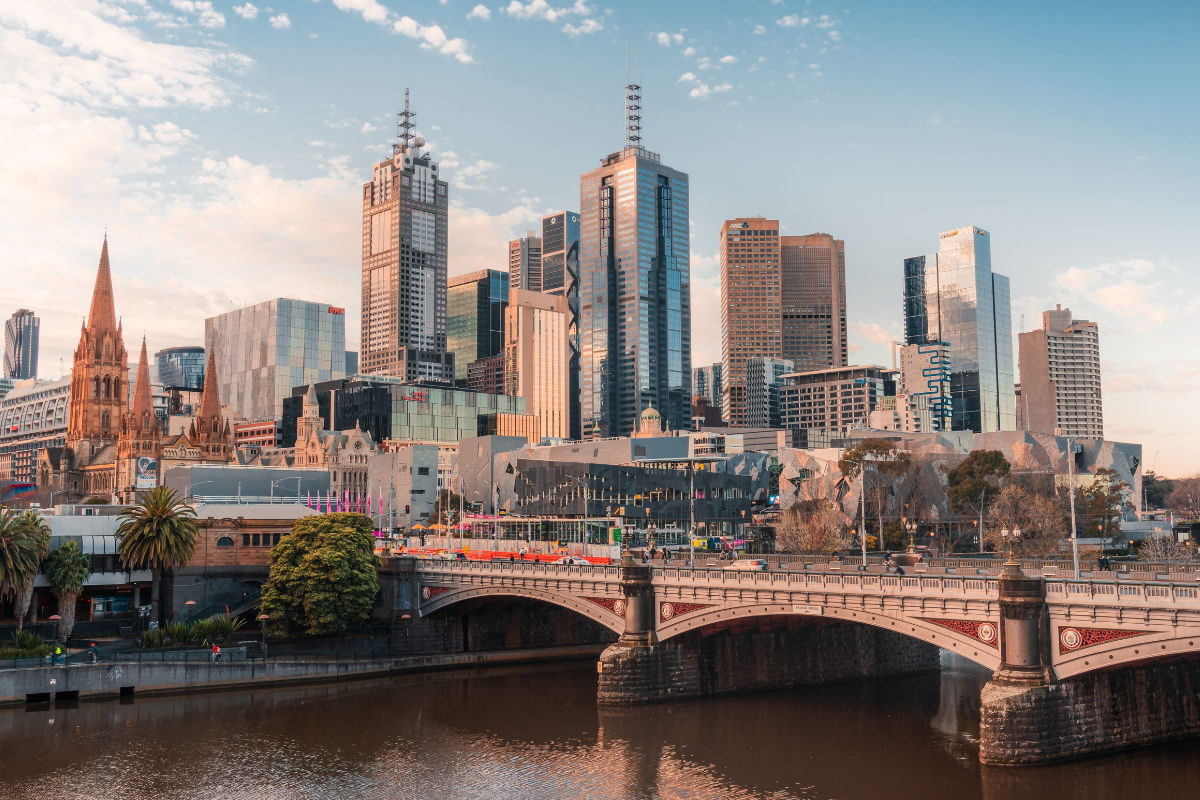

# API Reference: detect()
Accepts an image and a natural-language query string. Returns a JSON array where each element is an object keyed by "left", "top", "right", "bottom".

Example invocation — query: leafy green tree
[
  {"left": 43, "top": 540, "right": 91, "bottom": 637},
  {"left": 0, "top": 509, "right": 44, "bottom": 623},
  {"left": 116, "top": 487, "right": 199, "bottom": 624},
  {"left": 10, "top": 511, "right": 50, "bottom": 629},
  {"left": 838, "top": 438, "right": 911, "bottom": 548},
  {"left": 1142, "top": 472, "right": 1174, "bottom": 510},
  {"left": 947, "top": 450, "right": 1011, "bottom": 552},
  {"left": 260, "top": 513, "right": 380, "bottom": 637},
  {"left": 431, "top": 489, "right": 467, "bottom": 530}
]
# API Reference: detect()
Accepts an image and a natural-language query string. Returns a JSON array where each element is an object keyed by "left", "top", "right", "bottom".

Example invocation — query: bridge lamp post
[{"left": 1000, "top": 527, "right": 1022, "bottom": 564}]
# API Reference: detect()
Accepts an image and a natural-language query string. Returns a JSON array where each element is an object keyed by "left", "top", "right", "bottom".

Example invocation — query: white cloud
[
  {"left": 333, "top": 0, "right": 392, "bottom": 24},
  {"left": 170, "top": 0, "right": 226, "bottom": 28},
  {"left": 776, "top": 14, "right": 808, "bottom": 27},
  {"left": 713, "top": 83, "right": 732, "bottom": 92},
  {"left": 689, "top": 83, "right": 710, "bottom": 98},
  {"left": 269, "top": 13, "right": 291, "bottom": 29},
  {"left": 682, "top": 46, "right": 696, "bottom": 56},
  {"left": 718, "top": 55, "right": 737, "bottom": 64},
  {"left": 361, "top": 122, "right": 378, "bottom": 133},
  {"left": 678, "top": 72, "right": 697, "bottom": 83},
  {"left": 448, "top": 203, "right": 544, "bottom": 279},
  {"left": 828, "top": 30, "right": 841, "bottom": 41},
  {"left": 754, "top": 25, "right": 765, "bottom": 34},
  {"left": 808, "top": 63, "right": 820, "bottom": 68},
  {"left": 332, "top": 0, "right": 475, "bottom": 61},
  {"left": 655, "top": 31, "right": 683, "bottom": 46},
  {"left": 467, "top": 4, "right": 492, "bottom": 20},
  {"left": 233, "top": 3, "right": 258, "bottom": 20},
  {"left": 815, "top": 14, "right": 838, "bottom": 28},
  {"left": 563, "top": 18, "right": 602, "bottom": 35}
]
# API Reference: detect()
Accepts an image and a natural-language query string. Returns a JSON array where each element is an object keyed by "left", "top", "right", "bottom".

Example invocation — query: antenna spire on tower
[
  {"left": 625, "top": 45, "right": 642, "bottom": 149},
  {"left": 394, "top": 87, "right": 417, "bottom": 155}
]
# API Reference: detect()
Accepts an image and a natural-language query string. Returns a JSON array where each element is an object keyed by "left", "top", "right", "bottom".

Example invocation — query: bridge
[{"left": 412, "top": 555, "right": 1200, "bottom": 764}]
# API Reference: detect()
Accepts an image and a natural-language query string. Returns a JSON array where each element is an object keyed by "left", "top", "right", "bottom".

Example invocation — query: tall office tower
[
  {"left": 746, "top": 357, "right": 794, "bottom": 428},
  {"left": 781, "top": 234, "right": 847, "bottom": 370},
  {"left": 692, "top": 363, "right": 722, "bottom": 408},
  {"left": 447, "top": 269, "right": 509, "bottom": 385},
  {"left": 155, "top": 346, "right": 206, "bottom": 389},
  {"left": 541, "top": 211, "right": 582, "bottom": 439},
  {"left": 504, "top": 289, "right": 570, "bottom": 440},
  {"left": 1017, "top": 305, "right": 1103, "bottom": 437},
  {"left": 360, "top": 90, "right": 452, "bottom": 381},
  {"left": 579, "top": 76, "right": 691, "bottom": 437},
  {"left": 508, "top": 231, "right": 542, "bottom": 292},
  {"left": 206, "top": 299, "right": 346, "bottom": 421},
  {"left": 903, "top": 226, "right": 1015, "bottom": 432},
  {"left": 4, "top": 309, "right": 39, "bottom": 380},
  {"left": 720, "top": 218, "right": 781, "bottom": 427},
  {"left": 345, "top": 351, "right": 359, "bottom": 376}
]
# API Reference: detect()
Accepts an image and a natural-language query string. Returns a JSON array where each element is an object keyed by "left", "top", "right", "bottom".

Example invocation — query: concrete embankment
[{"left": 1, "top": 644, "right": 606, "bottom": 707}]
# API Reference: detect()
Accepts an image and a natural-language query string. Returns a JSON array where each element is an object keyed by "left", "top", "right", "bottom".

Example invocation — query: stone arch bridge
[{"left": 414, "top": 557, "right": 1200, "bottom": 764}]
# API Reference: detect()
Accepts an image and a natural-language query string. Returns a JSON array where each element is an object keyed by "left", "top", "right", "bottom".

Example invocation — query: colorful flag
[{"left": 306, "top": 491, "right": 311, "bottom": 509}]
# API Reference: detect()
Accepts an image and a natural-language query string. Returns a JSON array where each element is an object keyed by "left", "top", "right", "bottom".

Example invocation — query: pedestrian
[
  {"left": 212, "top": 642, "right": 219, "bottom": 663},
  {"left": 90, "top": 643, "right": 99, "bottom": 663},
  {"left": 54, "top": 644, "right": 63, "bottom": 665},
  {"left": 896, "top": 565, "right": 906, "bottom": 576}
]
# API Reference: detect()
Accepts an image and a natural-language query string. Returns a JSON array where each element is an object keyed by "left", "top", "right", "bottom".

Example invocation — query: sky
[{"left": 2, "top": 0, "right": 1198, "bottom": 476}]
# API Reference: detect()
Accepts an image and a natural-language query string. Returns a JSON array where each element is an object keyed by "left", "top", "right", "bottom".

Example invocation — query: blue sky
[{"left": 3, "top": 0, "right": 1197, "bottom": 475}]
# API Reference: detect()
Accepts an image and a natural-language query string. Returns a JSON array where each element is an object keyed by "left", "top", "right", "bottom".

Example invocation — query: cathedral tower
[{"left": 116, "top": 336, "right": 163, "bottom": 500}]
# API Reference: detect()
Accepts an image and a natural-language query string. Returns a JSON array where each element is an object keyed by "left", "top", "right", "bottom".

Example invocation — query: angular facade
[
  {"left": 580, "top": 146, "right": 690, "bottom": 438},
  {"left": 903, "top": 226, "right": 1015, "bottom": 433},
  {"left": 1017, "top": 305, "right": 1103, "bottom": 437},
  {"left": 540, "top": 211, "right": 582, "bottom": 439},
  {"left": 447, "top": 269, "right": 508, "bottom": 383},
  {"left": 205, "top": 298, "right": 346, "bottom": 421},
  {"left": 4, "top": 309, "right": 39, "bottom": 380}
]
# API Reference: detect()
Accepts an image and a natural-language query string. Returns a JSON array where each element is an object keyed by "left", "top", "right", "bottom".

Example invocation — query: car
[
  {"left": 434, "top": 552, "right": 466, "bottom": 561},
  {"left": 724, "top": 559, "right": 768, "bottom": 572},
  {"left": 552, "top": 556, "right": 591, "bottom": 566}
]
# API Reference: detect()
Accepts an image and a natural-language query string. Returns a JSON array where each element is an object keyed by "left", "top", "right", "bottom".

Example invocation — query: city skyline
[{"left": 2, "top": 1, "right": 1197, "bottom": 473}]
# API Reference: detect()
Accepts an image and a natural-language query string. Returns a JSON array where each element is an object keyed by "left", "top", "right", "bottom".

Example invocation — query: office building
[
  {"left": 0, "top": 376, "right": 70, "bottom": 483},
  {"left": 233, "top": 419, "right": 283, "bottom": 448},
  {"left": 779, "top": 365, "right": 892, "bottom": 433},
  {"left": 508, "top": 230, "right": 543, "bottom": 292},
  {"left": 466, "top": 354, "right": 505, "bottom": 396},
  {"left": 579, "top": 78, "right": 691, "bottom": 437},
  {"left": 504, "top": 289, "right": 571, "bottom": 440},
  {"left": 746, "top": 357, "right": 794, "bottom": 429},
  {"left": 205, "top": 298, "right": 347, "bottom": 421},
  {"left": 1017, "top": 305, "right": 1103, "bottom": 437},
  {"left": 903, "top": 226, "right": 1015, "bottom": 432},
  {"left": 155, "top": 345, "right": 205, "bottom": 389},
  {"left": 360, "top": 91, "right": 452, "bottom": 381},
  {"left": 892, "top": 342, "right": 951, "bottom": 433},
  {"left": 4, "top": 309, "right": 39, "bottom": 380},
  {"left": 720, "top": 218, "right": 781, "bottom": 427},
  {"left": 693, "top": 363, "right": 722, "bottom": 408},
  {"left": 447, "top": 269, "right": 508, "bottom": 383},
  {"left": 781, "top": 234, "right": 847, "bottom": 370},
  {"left": 540, "top": 211, "right": 582, "bottom": 439},
  {"left": 345, "top": 351, "right": 359, "bottom": 376}
]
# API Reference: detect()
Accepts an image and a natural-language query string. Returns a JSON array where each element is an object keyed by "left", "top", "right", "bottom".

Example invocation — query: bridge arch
[{"left": 418, "top": 584, "right": 627, "bottom": 637}]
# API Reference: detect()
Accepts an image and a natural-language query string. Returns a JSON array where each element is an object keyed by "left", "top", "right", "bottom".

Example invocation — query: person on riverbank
[
  {"left": 90, "top": 643, "right": 99, "bottom": 663},
  {"left": 212, "top": 642, "right": 219, "bottom": 662}
]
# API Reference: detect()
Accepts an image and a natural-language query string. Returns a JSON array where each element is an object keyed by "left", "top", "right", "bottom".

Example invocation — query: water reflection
[{"left": 0, "top": 656, "right": 1198, "bottom": 799}]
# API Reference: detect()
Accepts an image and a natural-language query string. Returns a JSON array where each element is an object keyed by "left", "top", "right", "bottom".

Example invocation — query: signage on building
[
  {"left": 398, "top": 391, "right": 427, "bottom": 402},
  {"left": 136, "top": 457, "right": 157, "bottom": 489},
  {"left": 328, "top": 307, "right": 345, "bottom": 315}
]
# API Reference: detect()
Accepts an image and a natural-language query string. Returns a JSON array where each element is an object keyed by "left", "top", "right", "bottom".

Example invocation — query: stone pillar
[
  {"left": 994, "top": 562, "right": 1050, "bottom": 686},
  {"left": 617, "top": 552, "right": 654, "bottom": 645},
  {"left": 596, "top": 552, "right": 659, "bottom": 704}
]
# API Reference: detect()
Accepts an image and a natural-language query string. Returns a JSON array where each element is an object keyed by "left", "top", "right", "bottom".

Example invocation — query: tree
[
  {"left": 838, "top": 439, "right": 911, "bottom": 549},
  {"left": 775, "top": 499, "right": 849, "bottom": 554},
  {"left": 947, "top": 450, "right": 1010, "bottom": 551},
  {"left": 1139, "top": 533, "right": 1196, "bottom": 564},
  {"left": 1077, "top": 468, "right": 1132, "bottom": 540},
  {"left": 0, "top": 509, "right": 43, "bottom": 621},
  {"left": 431, "top": 489, "right": 467, "bottom": 530},
  {"left": 116, "top": 487, "right": 199, "bottom": 624},
  {"left": 43, "top": 540, "right": 91, "bottom": 638},
  {"left": 1167, "top": 476, "right": 1200, "bottom": 520},
  {"left": 983, "top": 485, "right": 1066, "bottom": 559},
  {"left": 13, "top": 511, "right": 51, "bottom": 629},
  {"left": 260, "top": 513, "right": 380, "bottom": 637},
  {"left": 1142, "top": 472, "right": 1174, "bottom": 510}
]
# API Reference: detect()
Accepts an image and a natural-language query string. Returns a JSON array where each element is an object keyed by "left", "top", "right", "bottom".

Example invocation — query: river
[{"left": 1, "top": 655, "right": 1198, "bottom": 799}]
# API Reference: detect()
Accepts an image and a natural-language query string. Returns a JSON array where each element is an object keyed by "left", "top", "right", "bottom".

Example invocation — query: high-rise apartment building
[
  {"left": 1017, "top": 305, "right": 1103, "bottom": 437},
  {"left": 692, "top": 363, "right": 722, "bottom": 408},
  {"left": 540, "top": 211, "right": 581, "bottom": 439},
  {"left": 779, "top": 365, "right": 891, "bottom": 433},
  {"left": 903, "top": 226, "right": 1015, "bottom": 432},
  {"left": 4, "top": 309, "right": 39, "bottom": 380},
  {"left": 155, "top": 346, "right": 205, "bottom": 389},
  {"left": 720, "top": 218, "right": 781, "bottom": 426},
  {"left": 781, "top": 234, "right": 847, "bottom": 370},
  {"left": 206, "top": 299, "right": 346, "bottom": 421},
  {"left": 466, "top": 354, "right": 505, "bottom": 396},
  {"left": 447, "top": 269, "right": 508, "bottom": 384},
  {"left": 746, "top": 357, "right": 794, "bottom": 429},
  {"left": 579, "top": 80, "right": 690, "bottom": 437},
  {"left": 504, "top": 289, "right": 570, "bottom": 440},
  {"left": 508, "top": 231, "right": 542, "bottom": 292},
  {"left": 360, "top": 91, "right": 452, "bottom": 381}
]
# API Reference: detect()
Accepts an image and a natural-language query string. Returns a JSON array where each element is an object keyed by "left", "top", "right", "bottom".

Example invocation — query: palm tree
[
  {"left": 0, "top": 509, "right": 43, "bottom": 621},
  {"left": 116, "top": 487, "right": 199, "bottom": 625},
  {"left": 43, "top": 540, "right": 91, "bottom": 638},
  {"left": 13, "top": 511, "right": 51, "bottom": 629}
]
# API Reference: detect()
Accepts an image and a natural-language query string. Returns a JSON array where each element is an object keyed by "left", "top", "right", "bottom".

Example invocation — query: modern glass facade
[
  {"left": 692, "top": 364, "right": 722, "bottom": 408},
  {"left": 155, "top": 346, "right": 206, "bottom": 389},
  {"left": 446, "top": 269, "right": 508, "bottom": 383},
  {"left": 903, "top": 227, "right": 1015, "bottom": 432},
  {"left": 206, "top": 299, "right": 346, "bottom": 421},
  {"left": 580, "top": 146, "right": 691, "bottom": 437},
  {"left": 4, "top": 309, "right": 39, "bottom": 380},
  {"left": 541, "top": 211, "right": 581, "bottom": 439}
]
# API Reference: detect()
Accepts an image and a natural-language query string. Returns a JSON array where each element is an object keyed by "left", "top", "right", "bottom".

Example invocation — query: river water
[{"left": 1, "top": 655, "right": 1198, "bottom": 800}]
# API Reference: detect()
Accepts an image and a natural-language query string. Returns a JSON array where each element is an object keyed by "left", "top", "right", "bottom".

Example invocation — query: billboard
[{"left": 136, "top": 457, "right": 157, "bottom": 489}]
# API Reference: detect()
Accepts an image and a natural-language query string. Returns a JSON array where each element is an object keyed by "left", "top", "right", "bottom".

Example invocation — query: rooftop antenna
[
  {"left": 394, "top": 87, "right": 416, "bottom": 156},
  {"left": 625, "top": 45, "right": 641, "bottom": 149}
]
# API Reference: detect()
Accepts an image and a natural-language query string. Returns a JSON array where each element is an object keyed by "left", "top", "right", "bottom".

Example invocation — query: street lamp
[
  {"left": 184, "top": 599, "right": 196, "bottom": 621},
  {"left": 1001, "top": 527, "right": 1022, "bottom": 564},
  {"left": 186, "top": 479, "right": 218, "bottom": 504},
  {"left": 257, "top": 614, "right": 270, "bottom": 658}
]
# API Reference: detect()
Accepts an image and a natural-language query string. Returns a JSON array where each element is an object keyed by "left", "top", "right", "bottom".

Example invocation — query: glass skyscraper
[
  {"left": 155, "top": 346, "right": 206, "bottom": 389},
  {"left": 206, "top": 298, "right": 346, "bottom": 421},
  {"left": 540, "top": 211, "right": 581, "bottom": 439},
  {"left": 447, "top": 269, "right": 508, "bottom": 384},
  {"left": 903, "top": 227, "right": 1015, "bottom": 432},
  {"left": 579, "top": 97, "right": 690, "bottom": 437}
]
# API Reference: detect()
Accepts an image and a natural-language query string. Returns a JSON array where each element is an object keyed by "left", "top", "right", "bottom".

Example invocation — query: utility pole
[{"left": 1067, "top": 435, "right": 1080, "bottom": 575}]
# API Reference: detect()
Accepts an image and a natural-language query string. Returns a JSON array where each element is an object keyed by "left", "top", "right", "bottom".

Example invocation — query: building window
[
  {"left": 252, "top": 534, "right": 260, "bottom": 546},
  {"left": 417, "top": 466, "right": 429, "bottom": 476},
  {"left": 216, "top": 536, "right": 234, "bottom": 547},
  {"left": 242, "top": 534, "right": 250, "bottom": 546},
  {"left": 272, "top": 533, "right": 281, "bottom": 546}
]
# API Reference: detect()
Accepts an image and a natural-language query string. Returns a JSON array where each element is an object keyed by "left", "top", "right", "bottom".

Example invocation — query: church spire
[
  {"left": 129, "top": 336, "right": 154, "bottom": 423},
  {"left": 198, "top": 348, "right": 221, "bottom": 425},
  {"left": 87, "top": 235, "right": 118, "bottom": 335}
]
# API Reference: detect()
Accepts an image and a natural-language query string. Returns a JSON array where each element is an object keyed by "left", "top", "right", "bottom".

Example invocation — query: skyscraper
[
  {"left": 541, "top": 211, "right": 581, "bottom": 439},
  {"left": 903, "top": 226, "right": 1015, "bottom": 432},
  {"left": 155, "top": 345, "right": 206, "bottom": 389},
  {"left": 692, "top": 363, "right": 722, "bottom": 408},
  {"left": 746, "top": 357, "right": 794, "bottom": 429},
  {"left": 360, "top": 90, "right": 452, "bottom": 381},
  {"left": 4, "top": 309, "right": 39, "bottom": 380},
  {"left": 720, "top": 218, "right": 781, "bottom": 427},
  {"left": 1017, "top": 305, "right": 1103, "bottom": 437},
  {"left": 504, "top": 289, "right": 570, "bottom": 440},
  {"left": 447, "top": 269, "right": 508, "bottom": 384},
  {"left": 781, "top": 234, "right": 847, "bottom": 370},
  {"left": 508, "top": 231, "right": 542, "bottom": 292},
  {"left": 579, "top": 76, "right": 690, "bottom": 437}
]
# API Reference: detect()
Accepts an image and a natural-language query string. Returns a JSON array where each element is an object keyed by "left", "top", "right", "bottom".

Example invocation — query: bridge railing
[
  {"left": 413, "top": 559, "right": 621, "bottom": 580},
  {"left": 743, "top": 553, "right": 1200, "bottom": 577},
  {"left": 650, "top": 567, "right": 1000, "bottom": 595},
  {"left": 1047, "top": 578, "right": 1200, "bottom": 606}
]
